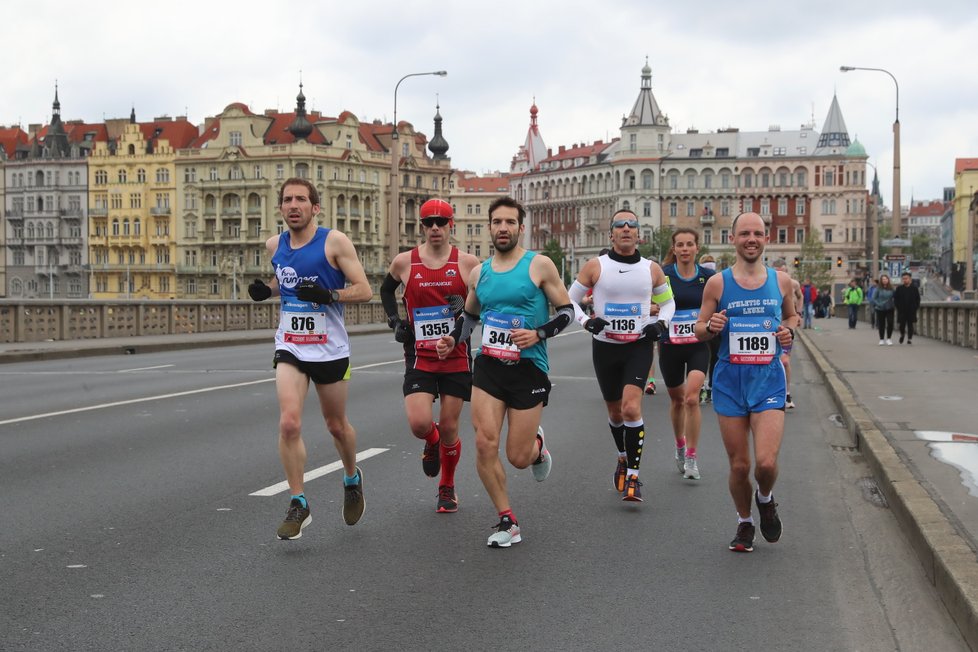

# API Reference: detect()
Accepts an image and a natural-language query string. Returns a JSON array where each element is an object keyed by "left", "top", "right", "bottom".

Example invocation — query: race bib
[
  {"left": 412, "top": 304, "right": 454, "bottom": 350},
  {"left": 481, "top": 310, "right": 524, "bottom": 361},
  {"left": 727, "top": 315, "right": 777, "bottom": 364},
  {"left": 669, "top": 309, "right": 698, "bottom": 345},
  {"left": 603, "top": 302, "right": 643, "bottom": 342},
  {"left": 281, "top": 309, "right": 329, "bottom": 345}
]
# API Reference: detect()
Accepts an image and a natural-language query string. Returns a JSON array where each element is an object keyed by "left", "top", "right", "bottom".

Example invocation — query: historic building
[
  {"left": 2, "top": 89, "right": 99, "bottom": 299},
  {"left": 173, "top": 87, "right": 451, "bottom": 298},
  {"left": 450, "top": 170, "right": 509, "bottom": 259},
  {"left": 0, "top": 124, "right": 30, "bottom": 296},
  {"left": 951, "top": 158, "right": 978, "bottom": 290},
  {"left": 511, "top": 61, "right": 870, "bottom": 284}
]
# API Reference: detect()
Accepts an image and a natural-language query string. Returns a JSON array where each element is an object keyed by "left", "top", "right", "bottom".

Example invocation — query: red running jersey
[{"left": 402, "top": 247, "right": 471, "bottom": 373}]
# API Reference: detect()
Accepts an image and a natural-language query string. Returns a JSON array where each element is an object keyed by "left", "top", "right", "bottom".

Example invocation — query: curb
[{"left": 799, "top": 330, "right": 978, "bottom": 651}]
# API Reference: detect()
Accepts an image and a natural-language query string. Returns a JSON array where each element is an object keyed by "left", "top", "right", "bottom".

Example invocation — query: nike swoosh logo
[{"left": 618, "top": 270, "right": 632, "bottom": 274}]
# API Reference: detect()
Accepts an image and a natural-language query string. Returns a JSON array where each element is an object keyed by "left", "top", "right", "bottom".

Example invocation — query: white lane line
[
  {"left": 118, "top": 364, "right": 175, "bottom": 373},
  {"left": 249, "top": 448, "right": 389, "bottom": 496},
  {"left": 0, "top": 358, "right": 404, "bottom": 426}
]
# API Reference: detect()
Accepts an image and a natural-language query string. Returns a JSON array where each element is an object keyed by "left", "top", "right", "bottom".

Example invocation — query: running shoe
[
  {"left": 878, "top": 339, "right": 885, "bottom": 346},
  {"left": 675, "top": 445, "right": 686, "bottom": 474},
  {"left": 886, "top": 339, "right": 893, "bottom": 346},
  {"left": 755, "top": 492, "right": 782, "bottom": 543},
  {"left": 785, "top": 394, "right": 796, "bottom": 410},
  {"left": 614, "top": 457, "right": 627, "bottom": 492},
  {"left": 531, "top": 426, "right": 552, "bottom": 482},
  {"left": 683, "top": 455, "right": 700, "bottom": 480},
  {"left": 487, "top": 514, "right": 521, "bottom": 548},
  {"left": 422, "top": 439, "right": 441, "bottom": 478},
  {"left": 342, "top": 466, "right": 365, "bottom": 526},
  {"left": 644, "top": 377, "right": 657, "bottom": 395},
  {"left": 622, "top": 474, "right": 643, "bottom": 502},
  {"left": 436, "top": 485, "right": 458, "bottom": 513},
  {"left": 704, "top": 388, "right": 712, "bottom": 403},
  {"left": 699, "top": 387, "right": 708, "bottom": 404},
  {"left": 729, "top": 522, "right": 755, "bottom": 552},
  {"left": 277, "top": 498, "right": 311, "bottom": 540}
]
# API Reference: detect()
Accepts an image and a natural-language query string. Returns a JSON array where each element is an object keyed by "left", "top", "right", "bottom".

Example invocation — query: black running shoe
[
  {"left": 729, "top": 522, "right": 755, "bottom": 552},
  {"left": 614, "top": 457, "right": 627, "bottom": 492},
  {"left": 277, "top": 498, "right": 311, "bottom": 540},
  {"left": 622, "top": 474, "right": 643, "bottom": 502},
  {"left": 422, "top": 440, "right": 441, "bottom": 478},
  {"left": 343, "top": 467, "right": 365, "bottom": 526},
  {"left": 755, "top": 492, "right": 782, "bottom": 542},
  {"left": 436, "top": 485, "right": 458, "bottom": 513}
]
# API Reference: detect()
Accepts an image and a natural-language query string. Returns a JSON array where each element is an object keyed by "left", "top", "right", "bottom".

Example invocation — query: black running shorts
[
  {"left": 473, "top": 355, "right": 551, "bottom": 409},
  {"left": 591, "top": 338, "right": 654, "bottom": 402},
  {"left": 658, "top": 341, "right": 710, "bottom": 389},
  {"left": 273, "top": 350, "right": 351, "bottom": 385},
  {"left": 403, "top": 368, "right": 473, "bottom": 400}
]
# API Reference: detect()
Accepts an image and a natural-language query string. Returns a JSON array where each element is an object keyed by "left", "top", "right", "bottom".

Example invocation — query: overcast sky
[{"left": 5, "top": 0, "right": 976, "bottom": 207}]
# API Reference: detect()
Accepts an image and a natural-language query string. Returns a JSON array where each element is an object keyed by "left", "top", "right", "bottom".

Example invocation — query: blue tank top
[
  {"left": 717, "top": 267, "right": 783, "bottom": 365},
  {"left": 272, "top": 227, "right": 349, "bottom": 362},
  {"left": 475, "top": 250, "right": 551, "bottom": 373},
  {"left": 662, "top": 263, "right": 714, "bottom": 346}
]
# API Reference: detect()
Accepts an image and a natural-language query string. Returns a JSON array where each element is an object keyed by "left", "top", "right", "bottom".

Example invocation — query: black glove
[
  {"left": 248, "top": 279, "right": 271, "bottom": 302},
  {"left": 393, "top": 319, "right": 415, "bottom": 344},
  {"left": 583, "top": 317, "right": 610, "bottom": 335},
  {"left": 296, "top": 280, "right": 337, "bottom": 305},
  {"left": 642, "top": 320, "right": 669, "bottom": 342}
]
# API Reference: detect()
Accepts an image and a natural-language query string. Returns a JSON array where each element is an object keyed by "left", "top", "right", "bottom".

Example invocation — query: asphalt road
[{"left": 0, "top": 328, "right": 967, "bottom": 651}]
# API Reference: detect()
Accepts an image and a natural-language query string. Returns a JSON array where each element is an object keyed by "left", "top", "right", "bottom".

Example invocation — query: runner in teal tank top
[{"left": 435, "top": 197, "right": 574, "bottom": 549}]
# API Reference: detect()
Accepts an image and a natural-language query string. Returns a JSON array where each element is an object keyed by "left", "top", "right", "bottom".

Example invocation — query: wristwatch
[
  {"left": 329, "top": 289, "right": 341, "bottom": 303},
  {"left": 536, "top": 327, "right": 548, "bottom": 341}
]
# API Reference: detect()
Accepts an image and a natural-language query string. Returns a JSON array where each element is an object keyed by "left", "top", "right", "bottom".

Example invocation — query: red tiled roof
[
  {"left": 541, "top": 140, "right": 610, "bottom": 163},
  {"left": 262, "top": 111, "right": 329, "bottom": 145},
  {"left": 907, "top": 200, "right": 947, "bottom": 217},
  {"left": 0, "top": 126, "right": 29, "bottom": 157},
  {"left": 358, "top": 122, "right": 391, "bottom": 152},
  {"left": 955, "top": 158, "right": 978, "bottom": 175},
  {"left": 63, "top": 122, "right": 108, "bottom": 143},
  {"left": 457, "top": 174, "right": 510, "bottom": 193},
  {"left": 138, "top": 118, "right": 199, "bottom": 149}
]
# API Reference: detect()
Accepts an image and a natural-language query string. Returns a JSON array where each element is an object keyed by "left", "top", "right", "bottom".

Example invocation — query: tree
[
  {"left": 910, "top": 232, "right": 933, "bottom": 262},
  {"left": 541, "top": 239, "right": 570, "bottom": 285},
  {"left": 799, "top": 231, "right": 833, "bottom": 289},
  {"left": 638, "top": 226, "right": 673, "bottom": 263}
]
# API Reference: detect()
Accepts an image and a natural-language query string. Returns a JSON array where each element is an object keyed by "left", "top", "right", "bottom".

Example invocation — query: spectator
[{"left": 843, "top": 279, "right": 864, "bottom": 329}]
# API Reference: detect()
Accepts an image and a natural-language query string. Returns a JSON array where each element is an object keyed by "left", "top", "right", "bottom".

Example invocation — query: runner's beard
[{"left": 493, "top": 234, "right": 518, "bottom": 252}]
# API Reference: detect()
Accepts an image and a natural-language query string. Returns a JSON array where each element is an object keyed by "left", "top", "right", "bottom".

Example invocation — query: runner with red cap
[{"left": 380, "top": 198, "right": 480, "bottom": 513}]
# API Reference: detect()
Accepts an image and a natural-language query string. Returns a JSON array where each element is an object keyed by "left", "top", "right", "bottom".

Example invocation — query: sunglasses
[
  {"left": 421, "top": 216, "right": 451, "bottom": 228},
  {"left": 611, "top": 219, "right": 639, "bottom": 229}
]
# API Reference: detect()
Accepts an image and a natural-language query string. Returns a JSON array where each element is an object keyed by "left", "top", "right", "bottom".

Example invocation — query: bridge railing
[
  {"left": 853, "top": 301, "right": 978, "bottom": 350},
  {"left": 0, "top": 299, "right": 387, "bottom": 343}
]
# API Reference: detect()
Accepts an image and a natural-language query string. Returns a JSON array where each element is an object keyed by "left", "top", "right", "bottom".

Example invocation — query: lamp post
[
  {"left": 389, "top": 70, "right": 447, "bottom": 263},
  {"left": 840, "top": 66, "right": 901, "bottom": 245}
]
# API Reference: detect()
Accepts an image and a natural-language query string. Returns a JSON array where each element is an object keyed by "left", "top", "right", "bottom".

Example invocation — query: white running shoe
[
  {"left": 683, "top": 456, "right": 700, "bottom": 480},
  {"left": 531, "top": 426, "right": 552, "bottom": 482},
  {"left": 886, "top": 339, "right": 893, "bottom": 346},
  {"left": 675, "top": 446, "right": 686, "bottom": 474},
  {"left": 878, "top": 340, "right": 885, "bottom": 346},
  {"left": 487, "top": 515, "right": 521, "bottom": 548}
]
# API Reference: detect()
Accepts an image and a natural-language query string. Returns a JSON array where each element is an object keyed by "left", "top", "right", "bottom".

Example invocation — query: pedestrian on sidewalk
[
  {"left": 801, "top": 278, "right": 816, "bottom": 328},
  {"left": 866, "top": 279, "right": 878, "bottom": 328},
  {"left": 872, "top": 274, "right": 896, "bottom": 346},
  {"left": 843, "top": 279, "right": 864, "bottom": 329},
  {"left": 894, "top": 271, "right": 921, "bottom": 344}
]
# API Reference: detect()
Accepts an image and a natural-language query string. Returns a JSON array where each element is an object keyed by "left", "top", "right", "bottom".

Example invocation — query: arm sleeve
[
  {"left": 568, "top": 280, "right": 591, "bottom": 325},
  {"left": 379, "top": 273, "right": 401, "bottom": 323},
  {"left": 448, "top": 310, "right": 480, "bottom": 343},
  {"left": 537, "top": 304, "right": 575, "bottom": 339},
  {"left": 652, "top": 282, "right": 675, "bottom": 323}
]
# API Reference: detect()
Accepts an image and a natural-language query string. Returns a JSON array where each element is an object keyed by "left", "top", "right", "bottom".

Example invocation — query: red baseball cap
[{"left": 420, "top": 198, "right": 454, "bottom": 220}]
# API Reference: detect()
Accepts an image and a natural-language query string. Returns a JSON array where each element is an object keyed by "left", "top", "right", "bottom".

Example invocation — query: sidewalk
[{"left": 799, "top": 315, "right": 978, "bottom": 649}]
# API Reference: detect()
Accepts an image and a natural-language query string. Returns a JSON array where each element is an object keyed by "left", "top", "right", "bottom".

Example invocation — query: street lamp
[
  {"left": 840, "top": 66, "right": 901, "bottom": 243},
  {"left": 389, "top": 70, "right": 447, "bottom": 263}
]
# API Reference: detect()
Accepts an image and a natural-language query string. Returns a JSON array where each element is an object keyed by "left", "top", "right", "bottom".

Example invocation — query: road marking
[
  {"left": 0, "top": 358, "right": 404, "bottom": 426},
  {"left": 249, "top": 447, "right": 389, "bottom": 496},
  {"left": 118, "top": 364, "right": 175, "bottom": 373}
]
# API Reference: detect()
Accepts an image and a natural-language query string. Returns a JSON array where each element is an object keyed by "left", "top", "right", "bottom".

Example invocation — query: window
[
  {"left": 118, "top": 170, "right": 127, "bottom": 183},
  {"left": 184, "top": 168, "right": 197, "bottom": 183},
  {"left": 721, "top": 199, "right": 730, "bottom": 216},
  {"left": 715, "top": 147, "right": 729, "bottom": 157},
  {"left": 346, "top": 135, "right": 352, "bottom": 149},
  {"left": 137, "top": 169, "right": 146, "bottom": 183},
  {"left": 686, "top": 174, "right": 695, "bottom": 189},
  {"left": 112, "top": 219, "right": 120, "bottom": 235},
  {"left": 778, "top": 198, "right": 788, "bottom": 215},
  {"left": 773, "top": 147, "right": 786, "bottom": 156},
  {"left": 643, "top": 201, "right": 651, "bottom": 217},
  {"left": 669, "top": 174, "right": 678, "bottom": 190},
  {"left": 824, "top": 169, "right": 834, "bottom": 186},
  {"left": 133, "top": 218, "right": 141, "bottom": 235},
  {"left": 795, "top": 228, "right": 805, "bottom": 242},
  {"left": 95, "top": 170, "right": 108, "bottom": 185},
  {"left": 187, "top": 278, "right": 197, "bottom": 294},
  {"left": 779, "top": 172, "right": 789, "bottom": 187},
  {"left": 254, "top": 165, "right": 263, "bottom": 179},
  {"left": 230, "top": 166, "right": 243, "bottom": 180},
  {"left": 209, "top": 167, "right": 218, "bottom": 181},
  {"left": 642, "top": 172, "right": 652, "bottom": 189},
  {"left": 704, "top": 174, "right": 712, "bottom": 189},
  {"left": 130, "top": 193, "right": 142, "bottom": 209},
  {"left": 760, "top": 199, "right": 770, "bottom": 216},
  {"left": 778, "top": 228, "right": 787, "bottom": 243},
  {"left": 703, "top": 229, "right": 712, "bottom": 245},
  {"left": 743, "top": 172, "right": 753, "bottom": 188},
  {"left": 747, "top": 147, "right": 760, "bottom": 157},
  {"left": 629, "top": 133, "right": 637, "bottom": 152},
  {"left": 721, "top": 173, "right": 730, "bottom": 189},
  {"left": 689, "top": 148, "right": 703, "bottom": 158},
  {"left": 276, "top": 164, "right": 284, "bottom": 179},
  {"left": 669, "top": 202, "right": 677, "bottom": 217},
  {"left": 720, "top": 229, "right": 730, "bottom": 244},
  {"left": 686, "top": 201, "right": 695, "bottom": 217},
  {"left": 743, "top": 199, "right": 753, "bottom": 213},
  {"left": 824, "top": 228, "right": 833, "bottom": 243},
  {"left": 229, "top": 131, "right": 242, "bottom": 147},
  {"left": 156, "top": 168, "right": 170, "bottom": 183},
  {"left": 761, "top": 173, "right": 770, "bottom": 187},
  {"left": 317, "top": 165, "right": 324, "bottom": 180}
]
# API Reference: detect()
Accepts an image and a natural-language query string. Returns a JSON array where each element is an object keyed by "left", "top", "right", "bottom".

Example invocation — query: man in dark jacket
[{"left": 893, "top": 272, "right": 921, "bottom": 344}]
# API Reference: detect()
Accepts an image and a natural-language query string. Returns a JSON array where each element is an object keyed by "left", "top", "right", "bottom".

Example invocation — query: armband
[{"left": 536, "top": 304, "right": 574, "bottom": 340}]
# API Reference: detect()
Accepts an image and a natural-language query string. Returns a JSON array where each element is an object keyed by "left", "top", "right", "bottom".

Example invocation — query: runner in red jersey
[{"left": 380, "top": 199, "right": 481, "bottom": 513}]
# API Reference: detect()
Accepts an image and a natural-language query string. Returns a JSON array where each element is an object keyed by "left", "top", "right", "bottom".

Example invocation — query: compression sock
[
  {"left": 440, "top": 439, "right": 461, "bottom": 486},
  {"left": 290, "top": 494, "right": 307, "bottom": 508},
  {"left": 609, "top": 420, "right": 626, "bottom": 454},
  {"left": 624, "top": 420, "right": 645, "bottom": 474},
  {"left": 424, "top": 422, "right": 440, "bottom": 446}
]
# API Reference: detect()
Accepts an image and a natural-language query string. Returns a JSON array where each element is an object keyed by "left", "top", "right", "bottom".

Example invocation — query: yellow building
[
  {"left": 87, "top": 111, "right": 197, "bottom": 298},
  {"left": 952, "top": 159, "right": 978, "bottom": 270},
  {"left": 450, "top": 170, "right": 509, "bottom": 259}
]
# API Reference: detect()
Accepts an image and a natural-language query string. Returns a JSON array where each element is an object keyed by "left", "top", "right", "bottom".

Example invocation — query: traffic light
[
  {"left": 793, "top": 257, "right": 800, "bottom": 268},
  {"left": 836, "top": 256, "right": 843, "bottom": 267}
]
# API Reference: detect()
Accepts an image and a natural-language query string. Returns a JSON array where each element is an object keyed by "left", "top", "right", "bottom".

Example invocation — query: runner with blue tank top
[
  {"left": 436, "top": 197, "right": 573, "bottom": 548},
  {"left": 247, "top": 178, "right": 372, "bottom": 541},
  {"left": 658, "top": 228, "right": 714, "bottom": 481},
  {"left": 695, "top": 212, "right": 799, "bottom": 553}
]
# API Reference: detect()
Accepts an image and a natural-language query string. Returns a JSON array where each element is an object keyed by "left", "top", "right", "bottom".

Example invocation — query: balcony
[
  {"left": 700, "top": 212, "right": 716, "bottom": 225},
  {"left": 61, "top": 208, "right": 84, "bottom": 218},
  {"left": 90, "top": 207, "right": 108, "bottom": 217},
  {"left": 150, "top": 206, "right": 172, "bottom": 215}
]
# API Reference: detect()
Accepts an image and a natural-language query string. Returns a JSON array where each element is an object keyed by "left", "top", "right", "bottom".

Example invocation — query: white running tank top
[{"left": 590, "top": 254, "right": 653, "bottom": 344}]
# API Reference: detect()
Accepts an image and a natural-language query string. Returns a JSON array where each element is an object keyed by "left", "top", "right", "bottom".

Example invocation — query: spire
[
  {"left": 130, "top": 106, "right": 136, "bottom": 124},
  {"left": 428, "top": 99, "right": 449, "bottom": 160},
  {"left": 288, "top": 82, "right": 314, "bottom": 141},
  {"left": 815, "top": 94, "right": 851, "bottom": 152},
  {"left": 623, "top": 58, "right": 666, "bottom": 127},
  {"left": 52, "top": 81, "right": 61, "bottom": 119},
  {"left": 872, "top": 168, "right": 881, "bottom": 199},
  {"left": 523, "top": 100, "right": 547, "bottom": 169},
  {"left": 45, "top": 81, "right": 69, "bottom": 158}
]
